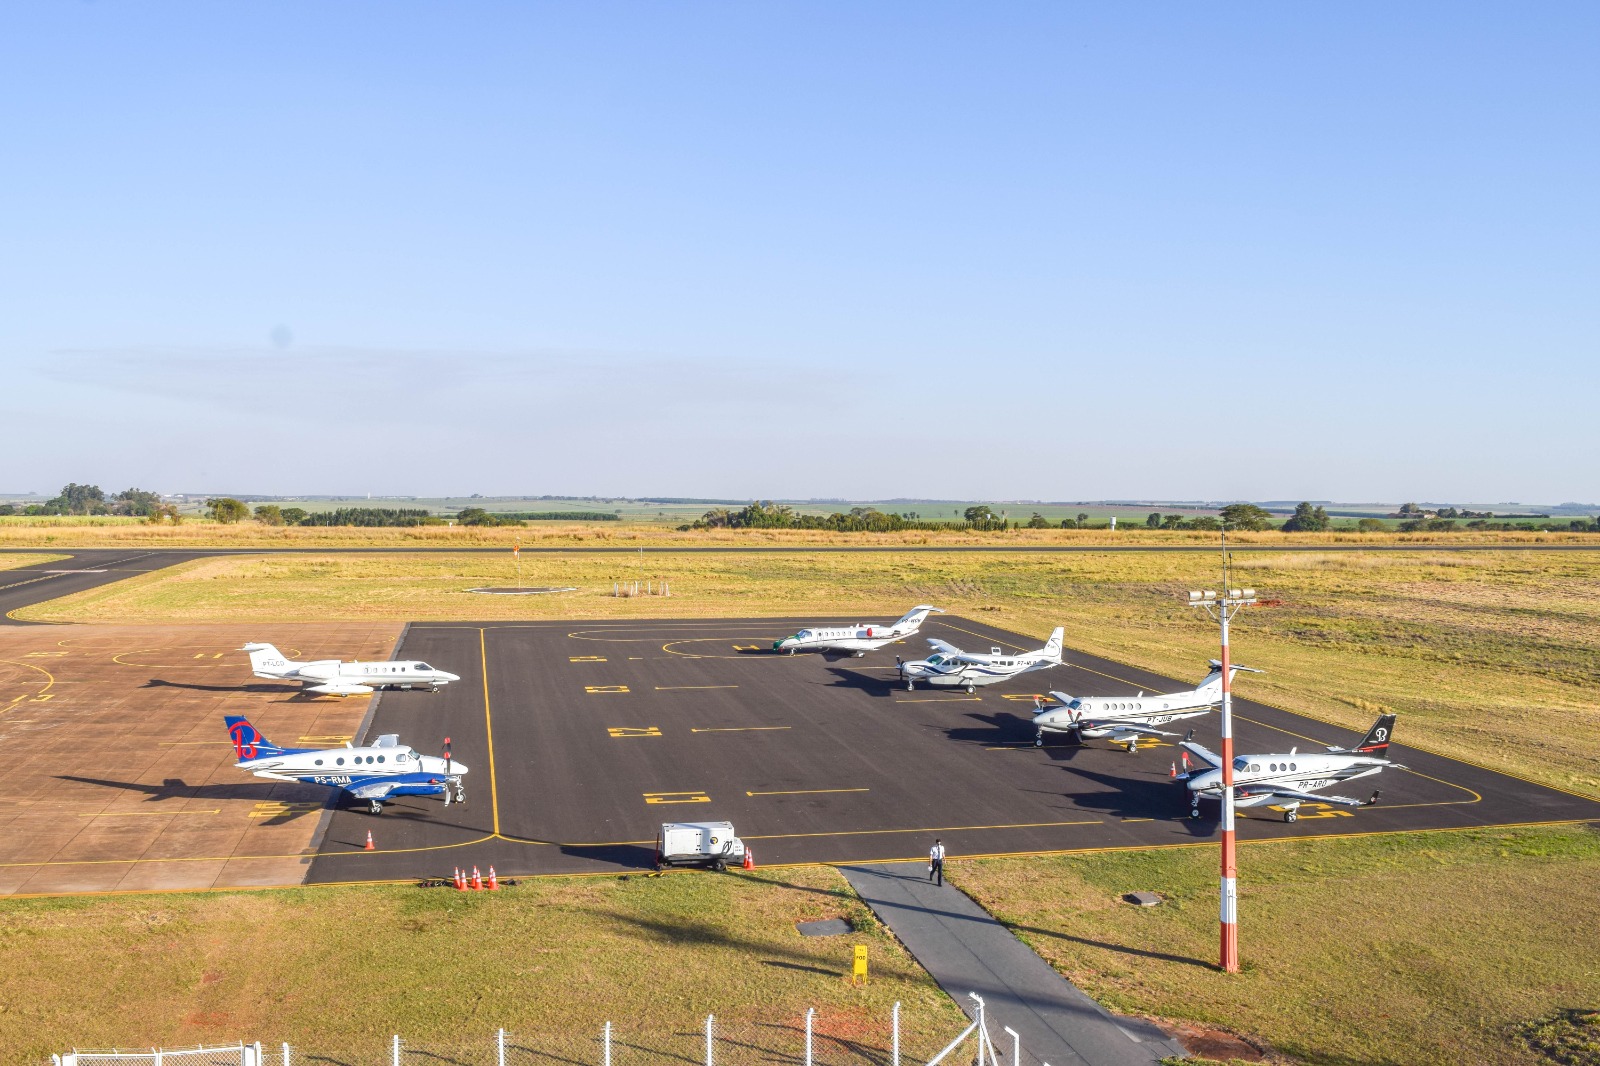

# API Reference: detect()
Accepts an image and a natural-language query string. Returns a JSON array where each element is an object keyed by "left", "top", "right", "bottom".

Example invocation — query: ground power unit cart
[{"left": 656, "top": 821, "right": 750, "bottom": 871}]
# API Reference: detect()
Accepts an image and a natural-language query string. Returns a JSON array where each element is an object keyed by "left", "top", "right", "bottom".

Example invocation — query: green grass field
[
  {"left": 0, "top": 867, "right": 965, "bottom": 1065},
  {"left": 951, "top": 823, "right": 1600, "bottom": 1066}
]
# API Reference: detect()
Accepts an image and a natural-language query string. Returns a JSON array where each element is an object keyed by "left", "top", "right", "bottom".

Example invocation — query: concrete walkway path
[{"left": 840, "top": 863, "right": 1186, "bottom": 1066}]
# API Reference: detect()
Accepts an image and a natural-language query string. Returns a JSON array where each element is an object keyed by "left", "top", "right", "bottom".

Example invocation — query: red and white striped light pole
[{"left": 1189, "top": 528, "right": 1257, "bottom": 973}]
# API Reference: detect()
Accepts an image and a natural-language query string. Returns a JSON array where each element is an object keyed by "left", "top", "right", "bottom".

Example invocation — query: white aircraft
[
  {"left": 897, "top": 627, "right": 1064, "bottom": 692},
  {"left": 1178, "top": 714, "right": 1400, "bottom": 822},
  {"left": 1030, "top": 660, "right": 1263, "bottom": 751},
  {"left": 242, "top": 642, "right": 460, "bottom": 697},
  {"left": 226, "top": 715, "right": 467, "bottom": 815},
  {"left": 773, "top": 606, "right": 944, "bottom": 656}
]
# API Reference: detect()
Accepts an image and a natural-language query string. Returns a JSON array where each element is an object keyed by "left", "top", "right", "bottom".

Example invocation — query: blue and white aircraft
[
  {"left": 897, "top": 628, "right": 1064, "bottom": 693},
  {"left": 225, "top": 715, "right": 468, "bottom": 815}
]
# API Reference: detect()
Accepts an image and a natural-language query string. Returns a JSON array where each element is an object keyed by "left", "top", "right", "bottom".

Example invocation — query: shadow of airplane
[
  {"left": 822, "top": 667, "right": 896, "bottom": 698},
  {"left": 942, "top": 710, "right": 1038, "bottom": 747},
  {"left": 143, "top": 677, "right": 303, "bottom": 695},
  {"left": 54, "top": 775, "right": 327, "bottom": 824},
  {"left": 1046, "top": 762, "right": 1211, "bottom": 833}
]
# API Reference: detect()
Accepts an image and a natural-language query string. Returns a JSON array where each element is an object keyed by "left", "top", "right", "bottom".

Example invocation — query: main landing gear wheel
[
  {"left": 1285, "top": 809, "right": 1298, "bottom": 823},
  {"left": 368, "top": 800, "right": 383, "bottom": 815},
  {"left": 966, "top": 684, "right": 975, "bottom": 694},
  {"left": 1125, "top": 740, "right": 1139, "bottom": 754}
]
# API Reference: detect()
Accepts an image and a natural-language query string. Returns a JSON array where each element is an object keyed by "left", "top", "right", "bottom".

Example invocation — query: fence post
[
  {"left": 497, "top": 1028, "right": 506, "bottom": 1066},
  {"left": 805, "top": 1008, "right": 814, "bottom": 1066},
  {"left": 892, "top": 1002, "right": 900, "bottom": 1066},
  {"left": 255, "top": 1041, "right": 265, "bottom": 1066},
  {"left": 283, "top": 1041, "right": 292, "bottom": 1066},
  {"left": 705, "top": 1013, "right": 714, "bottom": 1066},
  {"left": 1004, "top": 1027, "right": 1019, "bottom": 1065},
  {"left": 392, "top": 1034, "right": 401, "bottom": 1066},
  {"left": 154, "top": 1051, "right": 163, "bottom": 1066}
]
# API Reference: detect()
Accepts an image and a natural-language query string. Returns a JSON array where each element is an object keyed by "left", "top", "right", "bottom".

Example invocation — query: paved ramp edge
[{"left": 839, "top": 863, "right": 1186, "bottom": 1066}]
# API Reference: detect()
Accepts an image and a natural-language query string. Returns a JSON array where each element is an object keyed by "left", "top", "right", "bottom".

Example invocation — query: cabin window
[
  {"left": 377, "top": 755, "right": 385, "bottom": 763},
  {"left": 336, "top": 757, "right": 345, "bottom": 766},
  {"left": 1290, "top": 763, "right": 1297, "bottom": 771},
  {"left": 314, "top": 758, "right": 323, "bottom": 766},
  {"left": 1249, "top": 763, "right": 1260, "bottom": 772},
  {"left": 1270, "top": 763, "right": 1278, "bottom": 772}
]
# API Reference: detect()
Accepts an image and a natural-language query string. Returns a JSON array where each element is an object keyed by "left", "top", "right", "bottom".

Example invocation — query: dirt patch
[{"left": 1153, "top": 1017, "right": 1272, "bottom": 1062}]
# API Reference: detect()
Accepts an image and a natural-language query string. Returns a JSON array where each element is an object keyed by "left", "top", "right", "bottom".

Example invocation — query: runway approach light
[{"left": 1187, "top": 589, "right": 1255, "bottom": 604}]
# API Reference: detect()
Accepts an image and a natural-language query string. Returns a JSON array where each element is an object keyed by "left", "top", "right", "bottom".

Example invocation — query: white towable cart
[{"left": 656, "top": 820, "right": 749, "bottom": 871}]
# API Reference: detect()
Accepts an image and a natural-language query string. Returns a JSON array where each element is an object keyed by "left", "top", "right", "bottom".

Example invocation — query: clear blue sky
[{"left": 3, "top": 2, "right": 1596, "bottom": 501}]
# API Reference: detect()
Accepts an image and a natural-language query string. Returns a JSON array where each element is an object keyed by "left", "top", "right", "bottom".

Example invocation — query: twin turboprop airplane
[
  {"left": 225, "top": 715, "right": 467, "bottom": 815},
  {"left": 242, "top": 642, "right": 460, "bottom": 696},
  {"left": 772, "top": 606, "right": 944, "bottom": 656},
  {"left": 898, "top": 627, "right": 1064, "bottom": 692},
  {"left": 1178, "top": 713, "right": 1400, "bottom": 822},
  {"left": 1029, "top": 660, "right": 1264, "bottom": 751}
]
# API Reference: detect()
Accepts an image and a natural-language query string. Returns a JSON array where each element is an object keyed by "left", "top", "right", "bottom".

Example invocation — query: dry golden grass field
[{"left": 1, "top": 516, "right": 1594, "bottom": 549}]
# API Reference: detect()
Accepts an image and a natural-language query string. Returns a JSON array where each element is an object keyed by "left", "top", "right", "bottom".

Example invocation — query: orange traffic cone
[
  {"left": 471, "top": 866, "right": 484, "bottom": 891},
  {"left": 364, "top": 831, "right": 375, "bottom": 851},
  {"left": 487, "top": 866, "right": 500, "bottom": 890},
  {"left": 453, "top": 867, "right": 465, "bottom": 891},
  {"left": 1170, "top": 761, "right": 1177, "bottom": 779},
  {"left": 742, "top": 848, "right": 754, "bottom": 870}
]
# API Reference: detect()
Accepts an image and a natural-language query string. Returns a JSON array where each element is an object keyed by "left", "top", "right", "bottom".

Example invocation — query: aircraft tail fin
[
  {"left": 241, "top": 642, "right": 297, "bottom": 677},
  {"left": 1041, "top": 627, "right": 1064, "bottom": 663},
  {"left": 225, "top": 715, "right": 287, "bottom": 761},
  {"left": 1353, "top": 713, "right": 1398, "bottom": 756},
  {"left": 893, "top": 605, "right": 944, "bottom": 629}
]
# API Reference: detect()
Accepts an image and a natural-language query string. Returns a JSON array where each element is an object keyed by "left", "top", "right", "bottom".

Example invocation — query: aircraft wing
[
  {"left": 1244, "top": 786, "right": 1369, "bottom": 808},
  {"left": 346, "top": 779, "right": 403, "bottom": 800},
  {"left": 1082, "top": 721, "right": 1179, "bottom": 739},
  {"left": 925, "top": 638, "right": 965, "bottom": 656},
  {"left": 1179, "top": 737, "right": 1223, "bottom": 769}
]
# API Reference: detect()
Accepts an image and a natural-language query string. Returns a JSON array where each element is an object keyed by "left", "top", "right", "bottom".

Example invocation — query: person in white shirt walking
[{"left": 928, "top": 838, "right": 945, "bottom": 886}]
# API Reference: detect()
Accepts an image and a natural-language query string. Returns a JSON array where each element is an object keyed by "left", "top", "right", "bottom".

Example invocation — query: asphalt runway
[{"left": 306, "top": 615, "right": 1600, "bottom": 884}]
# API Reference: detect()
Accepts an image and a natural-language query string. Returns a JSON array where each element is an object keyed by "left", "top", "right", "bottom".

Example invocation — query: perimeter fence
[{"left": 54, "top": 996, "right": 1040, "bottom": 1066}]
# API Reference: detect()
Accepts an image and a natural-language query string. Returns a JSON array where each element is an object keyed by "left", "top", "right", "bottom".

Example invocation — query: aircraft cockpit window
[
  {"left": 415, "top": 663, "right": 432, "bottom": 672},
  {"left": 797, "top": 631, "right": 812, "bottom": 639},
  {"left": 1233, "top": 757, "right": 1249, "bottom": 772},
  {"left": 1249, "top": 763, "right": 1260, "bottom": 772}
]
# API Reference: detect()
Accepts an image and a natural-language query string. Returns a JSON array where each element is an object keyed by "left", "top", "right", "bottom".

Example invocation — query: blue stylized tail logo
[{"left": 225, "top": 715, "right": 267, "bottom": 760}]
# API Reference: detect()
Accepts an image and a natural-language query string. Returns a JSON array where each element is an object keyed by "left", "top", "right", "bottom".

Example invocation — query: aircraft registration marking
[
  {"left": 608, "top": 726, "right": 662, "bottom": 738},
  {"left": 644, "top": 791, "right": 710, "bottom": 805},
  {"left": 570, "top": 656, "right": 607, "bottom": 662},
  {"left": 585, "top": 685, "right": 631, "bottom": 694}
]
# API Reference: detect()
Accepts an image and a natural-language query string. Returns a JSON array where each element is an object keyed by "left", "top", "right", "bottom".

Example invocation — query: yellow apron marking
[
  {"left": 569, "top": 656, "right": 607, "bottom": 662},
  {"left": 690, "top": 726, "right": 791, "bottom": 733},
  {"left": 608, "top": 726, "right": 662, "bottom": 738},
  {"left": 585, "top": 685, "right": 631, "bottom": 694},
  {"left": 644, "top": 791, "right": 710, "bottom": 804},
  {"left": 654, "top": 685, "right": 737, "bottom": 691}
]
